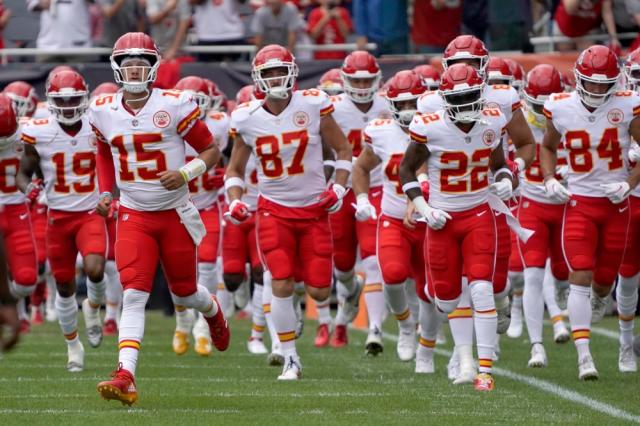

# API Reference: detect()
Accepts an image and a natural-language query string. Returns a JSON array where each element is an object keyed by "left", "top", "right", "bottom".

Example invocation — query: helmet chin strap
[{"left": 124, "top": 86, "right": 151, "bottom": 108}]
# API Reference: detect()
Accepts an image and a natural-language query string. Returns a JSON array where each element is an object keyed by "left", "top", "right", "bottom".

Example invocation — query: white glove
[
  {"left": 489, "top": 178, "right": 513, "bottom": 200},
  {"left": 544, "top": 177, "right": 572, "bottom": 203},
  {"left": 629, "top": 144, "right": 640, "bottom": 163},
  {"left": 353, "top": 193, "right": 377, "bottom": 222},
  {"left": 413, "top": 196, "right": 451, "bottom": 230},
  {"left": 601, "top": 182, "right": 631, "bottom": 204},
  {"left": 555, "top": 165, "right": 569, "bottom": 181}
]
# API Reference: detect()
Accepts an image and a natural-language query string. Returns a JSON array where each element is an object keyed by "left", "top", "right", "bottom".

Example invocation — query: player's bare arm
[
  {"left": 321, "top": 138, "right": 336, "bottom": 182},
  {"left": 16, "top": 144, "right": 42, "bottom": 193},
  {"left": 626, "top": 115, "right": 640, "bottom": 190},
  {"left": 352, "top": 145, "right": 380, "bottom": 196},
  {"left": 490, "top": 141, "right": 514, "bottom": 185},
  {"left": 539, "top": 118, "right": 562, "bottom": 180},
  {"left": 224, "top": 134, "right": 252, "bottom": 202},
  {"left": 320, "top": 113, "right": 352, "bottom": 187},
  {"left": 506, "top": 108, "right": 536, "bottom": 170},
  {"left": 399, "top": 142, "right": 430, "bottom": 201}
]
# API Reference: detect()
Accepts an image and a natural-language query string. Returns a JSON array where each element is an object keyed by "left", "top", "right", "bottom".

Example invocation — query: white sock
[
  {"left": 405, "top": 279, "right": 420, "bottom": 325},
  {"left": 384, "top": 281, "right": 411, "bottom": 324},
  {"left": 418, "top": 299, "right": 441, "bottom": 357},
  {"left": 523, "top": 267, "right": 545, "bottom": 344},
  {"left": 251, "top": 284, "right": 266, "bottom": 340},
  {"left": 118, "top": 289, "right": 149, "bottom": 375},
  {"left": 316, "top": 296, "right": 332, "bottom": 326},
  {"left": 448, "top": 279, "right": 473, "bottom": 349},
  {"left": 470, "top": 280, "right": 496, "bottom": 374},
  {"left": 173, "top": 285, "right": 218, "bottom": 317},
  {"left": 55, "top": 293, "right": 78, "bottom": 343},
  {"left": 197, "top": 262, "right": 217, "bottom": 294},
  {"left": 104, "top": 261, "right": 122, "bottom": 322},
  {"left": 262, "top": 271, "right": 279, "bottom": 348},
  {"left": 174, "top": 306, "right": 194, "bottom": 333},
  {"left": 362, "top": 256, "right": 385, "bottom": 331},
  {"left": 616, "top": 273, "right": 639, "bottom": 347},
  {"left": 543, "top": 263, "right": 564, "bottom": 320},
  {"left": 509, "top": 270, "right": 524, "bottom": 323},
  {"left": 335, "top": 269, "right": 355, "bottom": 326},
  {"left": 271, "top": 294, "right": 297, "bottom": 358},
  {"left": 17, "top": 297, "right": 28, "bottom": 321},
  {"left": 568, "top": 284, "right": 592, "bottom": 360},
  {"left": 45, "top": 266, "right": 56, "bottom": 309},
  {"left": 86, "top": 276, "right": 106, "bottom": 307}
]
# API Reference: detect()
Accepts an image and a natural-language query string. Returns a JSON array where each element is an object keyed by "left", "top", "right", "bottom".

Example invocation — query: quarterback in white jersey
[
  {"left": 400, "top": 64, "right": 515, "bottom": 392},
  {"left": 92, "top": 33, "right": 228, "bottom": 406},
  {"left": 225, "top": 45, "right": 352, "bottom": 380},
  {"left": 540, "top": 45, "right": 640, "bottom": 379},
  {"left": 354, "top": 70, "right": 441, "bottom": 372},
  {"left": 18, "top": 69, "right": 107, "bottom": 374}
]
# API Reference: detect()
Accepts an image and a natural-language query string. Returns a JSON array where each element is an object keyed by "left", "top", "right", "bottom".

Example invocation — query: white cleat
[
  {"left": 82, "top": 299, "right": 103, "bottom": 348},
  {"left": 619, "top": 344, "right": 638, "bottom": 373},
  {"left": 590, "top": 288, "right": 609, "bottom": 324},
  {"left": 342, "top": 275, "right": 364, "bottom": 323},
  {"left": 277, "top": 356, "right": 302, "bottom": 381},
  {"left": 453, "top": 359, "right": 476, "bottom": 384},
  {"left": 415, "top": 352, "right": 435, "bottom": 374},
  {"left": 553, "top": 321, "right": 570, "bottom": 343},
  {"left": 46, "top": 303, "right": 57, "bottom": 322},
  {"left": 506, "top": 311, "right": 523, "bottom": 338},
  {"left": 268, "top": 342, "right": 285, "bottom": 366},
  {"left": 365, "top": 327, "right": 383, "bottom": 356},
  {"left": 67, "top": 341, "right": 84, "bottom": 373},
  {"left": 527, "top": 343, "right": 547, "bottom": 368},
  {"left": 447, "top": 351, "right": 460, "bottom": 381},
  {"left": 397, "top": 325, "right": 417, "bottom": 362},
  {"left": 247, "top": 338, "right": 268, "bottom": 355},
  {"left": 578, "top": 354, "right": 599, "bottom": 380}
]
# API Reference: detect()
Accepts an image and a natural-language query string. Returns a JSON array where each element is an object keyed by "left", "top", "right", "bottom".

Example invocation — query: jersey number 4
[
  {"left": 255, "top": 130, "right": 309, "bottom": 178},
  {"left": 564, "top": 128, "right": 622, "bottom": 172}
]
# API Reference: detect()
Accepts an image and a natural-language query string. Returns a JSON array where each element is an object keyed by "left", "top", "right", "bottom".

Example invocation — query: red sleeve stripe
[
  {"left": 409, "top": 131, "right": 427, "bottom": 144},
  {"left": 633, "top": 106, "right": 640, "bottom": 116},
  {"left": 511, "top": 102, "right": 521, "bottom": 112},
  {"left": 363, "top": 132, "right": 372, "bottom": 144},
  {"left": 542, "top": 108, "right": 552, "bottom": 119},
  {"left": 183, "top": 119, "right": 214, "bottom": 153},
  {"left": 320, "top": 104, "right": 335, "bottom": 116},
  {"left": 228, "top": 128, "right": 238, "bottom": 137},
  {"left": 21, "top": 133, "right": 36, "bottom": 144},
  {"left": 177, "top": 106, "right": 202, "bottom": 135},
  {"left": 90, "top": 124, "right": 106, "bottom": 142}
]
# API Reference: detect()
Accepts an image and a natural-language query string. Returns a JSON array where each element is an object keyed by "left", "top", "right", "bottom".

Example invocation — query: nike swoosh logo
[
  {"left": 371, "top": 191, "right": 381, "bottom": 198},
  {"left": 19, "top": 213, "right": 29, "bottom": 220},
  {"left": 619, "top": 206, "right": 629, "bottom": 213},
  {"left": 477, "top": 210, "right": 487, "bottom": 217}
]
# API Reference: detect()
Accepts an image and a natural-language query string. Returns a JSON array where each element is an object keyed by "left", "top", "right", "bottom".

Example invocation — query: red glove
[
  {"left": 224, "top": 199, "right": 251, "bottom": 224},
  {"left": 108, "top": 199, "right": 120, "bottom": 220},
  {"left": 25, "top": 179, "right": 43, "bottom": 204},
  {"left": 208, "top": 167, "right": 225, "bottom": 189},
  {"left": 506, "top": 159, "right": 518, "bottom": 175},
  {"left": 317, "top": 183, "right": 346, "bottom": 213},
  {"left": 420, "top": 181, "right": 430, "bottom": 201}
]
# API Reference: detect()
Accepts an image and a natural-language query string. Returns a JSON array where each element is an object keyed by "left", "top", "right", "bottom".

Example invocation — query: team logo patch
[
  {"left": 485, "top": 102, "right": 499, "bottom": 110},
  {"left": 482, "top": 129, "right": 496, "bottom": 146},
  {"left": 153, "top": 110, "right": 171, "bottom": 128},
  {"left": 607, "top": 108, "right": 623, "bottom": 125},
  {"left": 293, "top": 111, "right": 310, "bottom": 128},
  {"left": 522, "top": 201, "right": 530, "bottom": 209},
  {"left": 70, "top": 139, "right": 77, "bottom": 146}
]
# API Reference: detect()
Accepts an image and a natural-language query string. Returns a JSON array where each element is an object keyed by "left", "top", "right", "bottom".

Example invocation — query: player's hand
[
  {"left": 353, "top": 193, "right": 377, "bottom": 222},
  {"left": 25, "top": 179, "right": 43, "bottom": 204},
  {"left": 207, "top": 167, "right": 225, "bottom": 189},
  {"left": 0, "top": 302, "right": 20, "bottom": 353},
  {"left": 629, "top": 144, "right": 640, "bottom": 164},
  {"left": 555, "top": 165, "right": 569, "bottom": 181},
  {"left": 544, "top": 177, "right": 572, "bottom": 203},
  {"left": 403, "top": 202, "right": 417, "bottom": 230},
  {"left": 489, "top": 178, "right": 513, "bottom": 200},
  {"left": 96, "top": 192, "right": 112, "bottom": 218},
  {"left": 414, "top": 200, "right": 451, "bottom": 230},
  {"left": 601, "top": 182, "right": 631, "bottom": 204},
  {"left": 108, "top": 199, "right": 120, "bottom": 220},
  {"left": 224, "top": 199, "right": 251, "bottom": 224},
  {"left": 317, "top": 183, "right": 347, "bottom": 213},
  {"left": 159, "top": 170, "right": 187, "bottom": 190}
]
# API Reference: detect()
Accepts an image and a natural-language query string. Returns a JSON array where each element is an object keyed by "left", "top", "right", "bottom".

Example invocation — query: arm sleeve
[
  {"left": 184, "top": 119, "right": 214, "bottom": 153},
  {"left": 96, "top": 140, "right": 116, "bottom": 194}
]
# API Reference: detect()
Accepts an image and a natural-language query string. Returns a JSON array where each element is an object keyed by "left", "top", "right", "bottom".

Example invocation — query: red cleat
[
  {"left": 103, "top": 319, "right": 118, "bottom": 336},
  {"left": 330, "top": 324, "right": 348, "bottom": 348},
  {"left": 20, "top": 319, "right": 30, "bottom": 334},
  {"left": 31, "top": 307, "right": 44, "bottom": 325},
  {"left": 205, "top": 296, "right": 230, "bottom": 351},
  {"left": 97, "top": 364, "right": 138, "bottom": 406},
  {"left": 314, "top": 324, "right": 330, "bottom": 348}
]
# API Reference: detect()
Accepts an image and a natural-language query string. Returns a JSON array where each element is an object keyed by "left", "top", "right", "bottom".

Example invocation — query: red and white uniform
[
  {"left": 21, "top": 116, "right": 105, "bottom": 283},
  {"left": 230, "top": 89, "right": 334, "bottom": 287},
  {"left": 364, "top": 118, "right": 427, "bottom": 300},
  {"left": 516, "top": 111, "right": 569, "bottom": 280},
  {"left": 205, "top": 110, "right": 230, "bottom": 153},
  {"left": 620, "top": 151, "right": 640, "bottom": 278},
  {"left": 409, "top": 108, "right": 506, "bottom": 302},
  {"left": 90, "top": 88, "right": 212, "bottom": 296},
  {"left": 543, "top": 90, "right": 639, "bottom": 284},
  {"left": 330, "top": 93, "right": 389, "bottom": 268}
]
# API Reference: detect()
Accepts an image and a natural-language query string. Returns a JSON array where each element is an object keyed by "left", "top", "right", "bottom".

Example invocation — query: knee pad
[
  {"left": 382, "top": 261, "right": 409, "bottom": 285},
  {"left": 550, "top": 260, "right": 569, "bottom": 281},
  {"left": 469, "top": 280, "right": 495, "bottom": 312},
  {"left": 10, "top": 281, "right": 36, "bottom": 299},
  {"left": 198, "top": 262, "right": 218, "bottom": 292},
  {"left": 435, "top": 296, "right": 461, "bottom": 314},
  {"left": 13, "top": 267, "right": 37, "bottom": 288},
  {"left": 362, "top": 256, "right": 381, "bottom": 285},
  {"left": 171, "top": 285, "right": 210, "bottom": 311},
  {"left": 122, "top": 288, "right": 150, "bottom": 311},
  {"left": 593, "top": 267, "right": 617, "bottom": 288}
]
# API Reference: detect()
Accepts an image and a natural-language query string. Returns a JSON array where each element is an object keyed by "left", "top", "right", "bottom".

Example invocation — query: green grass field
[{"left": 0, "top": 311, "right": 638, "bottom": 425}]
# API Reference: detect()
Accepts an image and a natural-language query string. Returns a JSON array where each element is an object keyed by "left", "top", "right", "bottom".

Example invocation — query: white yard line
[
  {"left": 543, "top": 319, "right": 622, "bottom": 340},
  {"left": 356, "top": 328, "right": 640, "bottom": 424}
]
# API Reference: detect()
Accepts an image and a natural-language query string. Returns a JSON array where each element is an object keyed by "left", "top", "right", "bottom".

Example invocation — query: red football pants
[
  {"left": 223, "top": 214, "right": 261, "bottom": 275},
  {"left": 0, "top": 203, "right": 37, "bottom": 286}
]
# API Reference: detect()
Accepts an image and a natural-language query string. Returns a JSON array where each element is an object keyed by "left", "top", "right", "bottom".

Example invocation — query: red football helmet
[
  {"left": 385, "top": 70, "right": 426, "bottom": 127},
  {"left": 624, "top": 48, "right": 640, "bottom": 91},
  {"left": 175, "top": 76, "right": 211, "bottom": 119},
  {"left": 524, "top": 64, "right": 563, "bottom": 120},
  {"left": 486, "top": 57, "right": 514, "bottom": 86},
  {"left": 251, "top": 44, "right": 298, "bottom": 100},
  {"left": 574, "top": 44, "right": 620, "bottom": 108},
  {"left": 0, "top": 93, "right": 18, "bottom": 150},
  {"left": 439, "top": 63, "right": 486, "bottom": 123},
  {"left": 3, "top": 81, "right": 38, "bottom": 118},
  {"left": 562, "top": 70, "right": 576, "bottom": 92},
  {"left": 202, "top": 78, "right": 227, "bottom": 111},
  {"left": 412, "top": 65, "right": 441, "bottom": 91},
  {"left": 110, "top": 32, "right": 161, "bottom": 94},
  {"left": 504, "top": 58, "right": 525, "bottom": 92},
  {"left": 91, "top": 82, "right": 119, "bottom": 100},
  {"left": 442, "top": 35, "right": 489, "bottom": 77},
  {"left": 341, "top": 50, "right": 381, "bottom": 103},
  {"left": 318, "top": 68, "right": 343, "bottom": 96},
  {"left": 46, "top": 69, "right": 89, "bottom": 125},
  {"left": 235, "top": 85, "right": 256, "bottom": 104}
]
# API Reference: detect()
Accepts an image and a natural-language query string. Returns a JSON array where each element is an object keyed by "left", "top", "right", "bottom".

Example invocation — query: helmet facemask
[
  {"left": 441, "top": 85, "right": 485, "bottom": 124},
  {"left": 47, "top": 90, "right": 88, "bottom": 125},
  {"left": 387, "top": 97, "right": 418, "bottom": 128},
  {"left": 625, "top": 66, "right": 640, "bottom": 91},
  {"left": 112, "top": 55, "right": 159, "bottom": 94},
  {"left": 342, "top": 74, "right": 381, "bottom": 103},
  {"left": 6, "top": 94, "right": 34, "bottom": 118},
  {"left": 443, "top": 57, "right": 487, "bottom": 79},
  {"left": 575, "top": 70, "right": 618, "bottom": 108},
  {"left": 252, "top": 64, "right": 298, "bottom": 100}
]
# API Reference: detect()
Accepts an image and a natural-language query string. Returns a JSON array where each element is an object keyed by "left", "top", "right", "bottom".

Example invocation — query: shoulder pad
[
  {"left": 614, "top": 90, "right": 634, "bottom": 97},
  {"left": 207, "top": 111, "right": 228, "bottom": 121},
  {"left": 549, "top": 92, "right": 572, "bottom": 102},
  {"left": 481, "top": 108, "right": 503, "bottom": 118},
  {"left": 298, "top": 88, "right": 328, "bottom": 106},
  {"left": 230, "top": 100, "right": 259, "bottom": 124},
  {"left": 91, "top": 94, "right": 117, "bottom": 109}
]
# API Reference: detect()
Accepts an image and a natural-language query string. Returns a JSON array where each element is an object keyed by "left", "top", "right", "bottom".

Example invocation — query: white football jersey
[
  {"left": 205, "top": 111, "right": 230, "bottom": 152},
  {"left": 21, "top": 116, "right": 98, "bottom": 211},
  {"left": 185, "top": 144, "right": 217, "bottom": 210},
  {"left": 230, "top": 89, "right": 333, "bottom": 208},
  {"left": 0, "top": 128, "right": 26, "bottom": 206},
  {"left": 243, "top": 154, "right": 259, "bottom": 211},
  {"left": 409, "top": 108, "right": 507, "bottom": 212},
  {"left": 543, "top": 91, "right": 639, "bottom": 197},
  {"left": 88, "top": 89, "right": 203, "bottom": 211},
  {"left": 33, "top": 102, "right": 50, "bottom": 120},
  {"left": 364, "top": 118, "right": 411, "bottom": 219},
  {"left": 331, "top": 93, "right": 390, "bottom": 188}
]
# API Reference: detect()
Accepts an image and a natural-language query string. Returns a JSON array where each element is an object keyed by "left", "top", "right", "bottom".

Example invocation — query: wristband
[
  {"left": 224, "top": 176, "right": 245, "bottom": 191},
  {"left": 335, "top": 159, "right": 353, "bottom": 172},
  {"left": 356, "top": 193, "right": 369, "bottom": 203},
  {"left": 402, "top": 181, "right": 420, "bottom": 194},
  {"left": 493, "top": 167, "right": 513, "bottom": 179},
  {"left": 179, "top": 158, "right": 207, "bottom": 183},
  {"left": 323, "top": 160, "right": 336, "bottom": 167},
  {"left": 99, "top": 191, "right": 112, "bottom": 201},
  {"left": 417, "top": 173, "right": 428, "bottom": 183}
]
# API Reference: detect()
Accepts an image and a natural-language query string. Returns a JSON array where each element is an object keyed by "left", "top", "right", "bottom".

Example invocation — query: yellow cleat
[
  {"left": 172, "top": 331, "right": 189, "bottom": 355},
  {"left": 195, "top": 336, "right": 212, "bottom": 357},
  {"left": 473, "top": 373, "right": 495, "bottom": 392}
]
